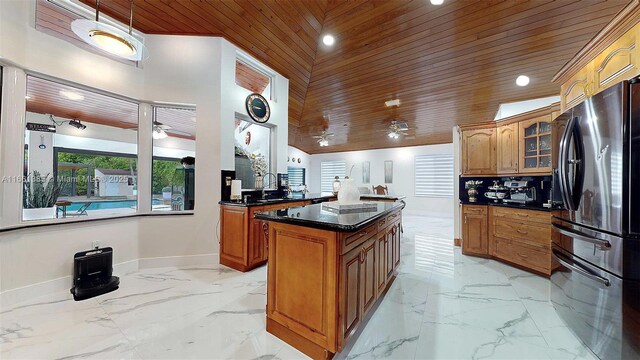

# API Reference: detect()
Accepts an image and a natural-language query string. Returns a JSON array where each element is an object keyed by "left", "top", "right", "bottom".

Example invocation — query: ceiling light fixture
[
  {"left": 313, "top": 130, "right": 334, "bottom": 146},
  {"left": 71, "top": 0, "right": 147, "bottom": 61},
  {"left": 322, "top": 34, "right": 335, "bottom": 46},
  {"left": 59, "top": 89, "right": 85, "bottom": 101},
  {"left": 516, "top": 75, "right": 530, "bottom": 86},
  {"left": 69, "top": 119, "right": 87, "bottom": 130},
  {"left": 385, "top": 99, "right": 401, "bottom": 107},
  {"left": 25, "top": 95, "right": 31, "bottom": 100},
  {"left": 388, "top": 131, "right": 400, "bottom": 139},
  {"left": 430, "top": 0, "right": 444, "bottom": 5}
]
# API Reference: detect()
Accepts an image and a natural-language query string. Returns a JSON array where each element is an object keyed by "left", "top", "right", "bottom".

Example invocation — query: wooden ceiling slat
[{"left": 76, "top": 0, "right": 626, "bottom": 153}]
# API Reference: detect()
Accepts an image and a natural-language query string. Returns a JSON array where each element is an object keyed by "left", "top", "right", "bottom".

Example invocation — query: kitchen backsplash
[{"left": 459, "top": 175, "right": 553, "bottom": 206}]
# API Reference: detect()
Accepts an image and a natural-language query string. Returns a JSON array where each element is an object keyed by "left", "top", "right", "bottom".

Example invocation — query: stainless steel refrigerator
[{"left": 551, "top": 80, "right": 640, "bottom": 360}]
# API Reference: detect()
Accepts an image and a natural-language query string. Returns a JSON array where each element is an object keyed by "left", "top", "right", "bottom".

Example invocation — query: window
[
  {"left": 23, "top": 75, "right": 138, "bottom": 221},
  {"left": 287, "top": 166, "right": 305, "bottom": 190},
  {"left": 152, "top": 106, "right": 196, "bottom": 211},
  {"left": 415, "top": 154, "right": 454, "bottom": 197},
  {"left": 321, "top": 160, "right": 346, "bottom": 193},
  {"left": 234, "top": 118, "right": 271, "bottom": 189}
]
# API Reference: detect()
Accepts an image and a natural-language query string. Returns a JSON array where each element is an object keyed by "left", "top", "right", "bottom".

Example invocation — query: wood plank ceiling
[{"left": 80, "top": 0, "right": 627, "bottom": 153}]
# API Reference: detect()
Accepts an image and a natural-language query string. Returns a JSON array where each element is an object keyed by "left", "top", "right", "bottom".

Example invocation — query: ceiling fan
[
  {"left": 312, "top": 130, "right": 334, "bottom": 147},
  {"left": 152, "top": 121, "right": 192, "bottom": 139},
  {"left": 379, "top": 120, "right": 410, "bottom": 139}
]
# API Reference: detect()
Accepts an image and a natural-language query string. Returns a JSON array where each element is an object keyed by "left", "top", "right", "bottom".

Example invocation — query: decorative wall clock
[{"left": 245, "top": 93, "right": 270, "bottom": 123}]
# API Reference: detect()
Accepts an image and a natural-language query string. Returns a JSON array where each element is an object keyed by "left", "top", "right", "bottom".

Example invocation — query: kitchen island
[{"left": 255, "top": 201, "right": 404, "bottom": 359}]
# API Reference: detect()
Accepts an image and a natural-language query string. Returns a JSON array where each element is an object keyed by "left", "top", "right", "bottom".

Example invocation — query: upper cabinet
[
  {"left": 594, "top": 29, "right": 638, "bottom": 93},
  {"left": 461, "top": 128, "right": 496, "bottom": 175},
  {"left": 460, "top": 104, "right": 557, "bottom": 177},
  {"left": 554, "top": 2, "right": 640, "bottom": 112},
  {"left": 519, "top": 116, "right": 552, "bottom": 174},
  {"left": 496, "top": 123, "right": 519, "bottom": 174}
]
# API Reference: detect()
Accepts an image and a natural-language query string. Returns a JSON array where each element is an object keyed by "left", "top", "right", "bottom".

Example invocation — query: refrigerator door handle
[
  {"left": 552, "top": 249, "right": 611, "bottom": 287},
  {"left": 559, "top": 117, "right": 576, "bottom": 210},
  {"left": 552, "top": 223, "right": 611, "bottom": 250}
]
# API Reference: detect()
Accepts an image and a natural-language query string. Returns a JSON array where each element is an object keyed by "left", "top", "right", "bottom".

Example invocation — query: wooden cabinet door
[
  {"left": 594, "top": 29, "right": 638, "bottom": 94},
  {"left": 462, "top": 128, "right": 496, "bottom": 175},
  {"left": 361, "top": 239, "right": 377, "bottom": 315},
  {"left": 249, "top": 217, "right": 265, "bottom": 266},
  {"left": 385, "top": 226, "right": 394, "bottom": 282},
  {"left": 519, "top": 116, "right": 552, "bottom": 174},
  {"left": 462, "top": 205, "right": 489, "bottom": 256},
  {"left": 341, "top": 245, "right": 362, "bottom": 344},
  {"left": 392, "top": 223, "right": 401, "bottom": 270},
  {"left": 376, "top": 232, "right": 387, "bottom": 294},
  {"left": 561, "top": 63, "right": 593, "bottom": 112},
  {"left": 496, "top": 123, "right": 519, "bottom": 174},
  {"left": 220, "top": 206, "right": 248, "bottom": 265}
]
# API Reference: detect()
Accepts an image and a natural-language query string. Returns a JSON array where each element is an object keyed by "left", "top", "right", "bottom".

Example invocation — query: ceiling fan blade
[{"left": 166, "top": 129, "right": 192, "bottom": 136}]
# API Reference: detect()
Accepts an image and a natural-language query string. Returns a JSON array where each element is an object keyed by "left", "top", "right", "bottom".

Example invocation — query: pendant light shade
[{"left": 71, "top": 0, "right": 147, "bottom": 61}]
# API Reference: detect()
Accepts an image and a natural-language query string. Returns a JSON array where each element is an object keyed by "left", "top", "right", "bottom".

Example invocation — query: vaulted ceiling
[{"left": 81, "top": 0, "right": 627, "bottom": 153}]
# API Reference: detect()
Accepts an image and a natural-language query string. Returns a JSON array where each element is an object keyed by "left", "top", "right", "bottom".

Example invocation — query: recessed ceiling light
[
  {"left": 322, "top": 34, "right": 335, "bottom": 46},
  {"left": 385, "top": 99, "right": 401, "bottom": 107},
  {"left": 430, "top": 0, "right": 444, "bottom": 5},
  {"left": 516, "top": 75, "right": 530, "bottom": 86},
  {"left": 59, "top": 90, "right": 85, "bottom": 101}
]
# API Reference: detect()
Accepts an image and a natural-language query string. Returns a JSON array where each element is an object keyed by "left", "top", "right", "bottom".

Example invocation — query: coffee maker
[{"left": 503, "top": 180, "right": 536, "bottom": 204}]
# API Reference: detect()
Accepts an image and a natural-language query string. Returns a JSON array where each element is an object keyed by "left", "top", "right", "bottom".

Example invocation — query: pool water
[{"left": 65, "top": 200, "right": 161, "bottom": 212}]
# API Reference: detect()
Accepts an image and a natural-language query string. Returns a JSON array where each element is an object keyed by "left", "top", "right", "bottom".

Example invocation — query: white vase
[
  {"left": 338, "top": 179, "right": 360, "bottom": 205},
  {"left": 23, "top": 206, "right": 57, "bottom": 221}
]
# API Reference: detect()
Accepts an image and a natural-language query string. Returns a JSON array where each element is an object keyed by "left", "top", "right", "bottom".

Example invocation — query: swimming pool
[{"left": 65, "top": 199, "right": 161, "bottom": 212}]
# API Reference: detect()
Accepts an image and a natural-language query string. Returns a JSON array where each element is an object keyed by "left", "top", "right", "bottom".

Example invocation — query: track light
[{"left": 69, "top": 119, "right": 87, "bottom": 130}]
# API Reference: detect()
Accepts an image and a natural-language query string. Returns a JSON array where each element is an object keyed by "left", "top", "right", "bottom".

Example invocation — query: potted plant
[
  {"left": 465, "top": 180, "right": 483, "bottom": 203},
  {"left": 23, "top": 171, "right": 66, "bottom": 220}
]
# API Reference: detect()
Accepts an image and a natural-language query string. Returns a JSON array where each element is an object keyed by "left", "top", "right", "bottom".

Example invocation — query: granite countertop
[
  {"left": 255, "top": 201, "right": 405, "bottom": 232},
  {"left": 219, "top": 193, "right": 336, "bottom": 207},
  {"left": 220, "top": 193, "right": 407, "bottom": 207},
  {"left": 459, "top": 200, "right": 558, "bottom": 212}
]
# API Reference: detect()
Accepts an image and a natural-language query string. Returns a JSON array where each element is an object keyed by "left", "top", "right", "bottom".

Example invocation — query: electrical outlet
[{"left": 92, "top": 240, "right": 100, "bottom": 249}]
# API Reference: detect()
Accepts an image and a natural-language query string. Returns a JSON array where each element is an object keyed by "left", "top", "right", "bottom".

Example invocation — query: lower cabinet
[
  {"left": 338, "top": 210, "right": 402, "bottom": 351},
  {"left": 462, "top": 205, "right": 489, "bottom": 256},
  {"left": 461, "top": 204, "right": 556, "bottom": 276},
  {"left": 220, "top": 201, "right": 311, "bottom": 272}
]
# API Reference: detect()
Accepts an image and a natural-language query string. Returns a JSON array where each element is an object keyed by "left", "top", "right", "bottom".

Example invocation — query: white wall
[
  {"left": 494, "top": 96, "right": 560, "bottom": 120},
  {"left": 308, "top": 144, "right": 454, "bottom": 217},
  {"left": 0, "top": 1, "right": 286, "bottom": 296},
  {"left": 287, "top": 146, "right": 311, "bottom": 182}
]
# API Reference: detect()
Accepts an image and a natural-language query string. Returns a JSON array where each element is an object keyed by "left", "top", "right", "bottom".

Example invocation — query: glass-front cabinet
[{"left": 519, "top": 116, "right": 552, "bottom": 173}]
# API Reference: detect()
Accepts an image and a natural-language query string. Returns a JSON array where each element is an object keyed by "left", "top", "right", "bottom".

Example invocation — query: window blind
[
  {"left": 321, "top": 160, "right": 346, "bottom": 193},
  {"left": 415, "top": 154, "right": 454, "bottom": 197},
  {"left": 287, "top": 167, "right": 305, "bottom": 186}
]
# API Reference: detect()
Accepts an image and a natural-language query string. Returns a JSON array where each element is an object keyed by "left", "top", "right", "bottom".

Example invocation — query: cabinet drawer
[
  {"left": 494, "top": 237, "right": 550, "bottom": 274},
  {"left": 492, "top": 207, "right": 550, "bottom": 224},
  {"left": 342, "top": 223, "right": 377, "bottom": 254},
  {"left": 463, "top": 205, "right": 487, "bottom": 215},
  {"left": 493, "top": 221, "right": 551, "bottom": 248}
]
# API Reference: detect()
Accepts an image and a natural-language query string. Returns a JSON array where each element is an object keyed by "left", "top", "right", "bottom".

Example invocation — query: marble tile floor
[{"left": 0, "top": 215, "right": 595, "bottom": 360}]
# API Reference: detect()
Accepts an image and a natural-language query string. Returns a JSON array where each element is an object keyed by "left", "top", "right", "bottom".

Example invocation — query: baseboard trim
[{"left": 0, "top": 253, "right": 219, "bottom": 306}]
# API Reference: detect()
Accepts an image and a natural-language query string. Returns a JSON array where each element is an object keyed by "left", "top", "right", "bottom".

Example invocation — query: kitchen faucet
[{"left": 262, "top": 172, "right": 277, "bottom": 199}]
